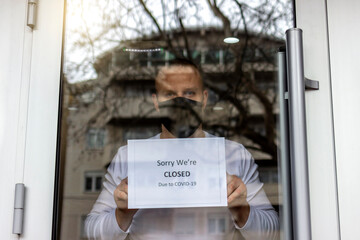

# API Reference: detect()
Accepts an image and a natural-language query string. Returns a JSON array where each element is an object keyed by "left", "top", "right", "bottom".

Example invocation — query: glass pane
[
  {"left": 218, "top": 218, "right": 226, "bottom": 233},
  {"left": 58, "top": 0, "right": 294, "bottom": 239},
  {"left": 95, "top": 177, "right": 102, "bottom": 191},
  {"left": 205, "top": 49, "right": 220, "bottom": 64},
  {"left": 208, "top": 218, "right": 216, "bottom": 234},
  {"left": 174, "top": 214, "right": 195, "bottom": 234},
  {"left": 84, "top": 177, "right": 92, "bottom": 192}
]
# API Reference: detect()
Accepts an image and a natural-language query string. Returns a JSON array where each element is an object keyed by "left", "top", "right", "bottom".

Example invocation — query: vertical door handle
[{"left": 286, "top": 28, "right": 312, "bottom": 240}]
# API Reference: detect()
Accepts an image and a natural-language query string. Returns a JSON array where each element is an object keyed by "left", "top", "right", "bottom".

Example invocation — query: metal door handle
[{"left": 285, "top": 28, "right": 312, "bottom": 240}]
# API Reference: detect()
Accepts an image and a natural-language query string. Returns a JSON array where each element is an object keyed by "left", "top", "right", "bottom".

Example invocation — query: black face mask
[{"left": 157, "top": 97, "right": 203, "bottom": 138}]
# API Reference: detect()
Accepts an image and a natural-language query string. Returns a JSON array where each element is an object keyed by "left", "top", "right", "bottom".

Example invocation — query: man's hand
[
  {"left": 227, "top": 174, "right": 250, "bottom": 227},
  {"left": 114, "top": 178, "right": 138, "bottom": 231}
]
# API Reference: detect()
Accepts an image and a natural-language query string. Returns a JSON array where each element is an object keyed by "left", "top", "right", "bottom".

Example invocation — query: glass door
[{"left": 55, "top": 1, "right": 294, "bottom": 239}]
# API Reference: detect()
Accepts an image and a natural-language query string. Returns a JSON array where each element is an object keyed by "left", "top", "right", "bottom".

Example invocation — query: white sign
[{"left": 128, "top": 137, "right": 227, "bottom": 209}]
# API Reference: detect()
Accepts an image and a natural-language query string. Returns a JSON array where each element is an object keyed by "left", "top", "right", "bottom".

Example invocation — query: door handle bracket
[{"left": 305, "top": 78, "right": 319, "bottom": 90}]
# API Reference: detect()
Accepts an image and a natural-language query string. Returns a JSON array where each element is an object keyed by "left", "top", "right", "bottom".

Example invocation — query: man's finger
[
  {"left": 227, "top": 179, "right": 238, "bottom": 197},
  {"left": 114, "top": 188, "right": 128, "bottom": 201},
  {"left": 120, "top": 182, "right": 128, "bottom": 194},
  {"left": 119, "top": 178, "right": 129, "bottom": 194},
  {"left": 119, "top": 191, "right": 128, "bottom": 201},
  {"left": 227, "top": 184, "right": 247, "bottom": 207}
]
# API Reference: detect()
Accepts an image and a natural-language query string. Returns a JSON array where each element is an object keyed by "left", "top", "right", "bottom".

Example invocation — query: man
[{"left": 85, "top": 60, "right": 279, "bottom": 240}]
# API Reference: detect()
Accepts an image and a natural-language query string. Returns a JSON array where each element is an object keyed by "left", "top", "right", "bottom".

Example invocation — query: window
[
  {"left": 205, "top": 49, "right": 220, "bottom": 64},
  {"left": 84, "top": 171, "right": 104, "bottom": 193},
  {"left": 259, "top": 168, "right": 279, "bottom": 183},
  {"left": 150, "top": 50, "right": 166, "bottom": 66},
  {"left": 165, "top": 50, "right": 176, "bottom": 64},
  {"left": 207, "top": 213, "right": 228, "bottom": 234},
  {"left": 191, "top": 50, "right": 202, "bottom": 65},
  {"left": 123, "top": 84, "right": 152, "bottom": 98},
  {"left": 58, "top": 0, "right": 294, "bottom": 239},
  {"left": 86, "top": 128, "right": 106, "bottom": 149},
  {"left": 224, "top": 50, "right": 235, "bottom": 64},
  {"left": 174, "top": 213, "right": 196, "bottom": 234}
]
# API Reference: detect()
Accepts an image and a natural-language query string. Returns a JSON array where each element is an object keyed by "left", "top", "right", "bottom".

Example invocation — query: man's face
[{"left": 152, "top": 65, "right": 208, "bottom": 110}]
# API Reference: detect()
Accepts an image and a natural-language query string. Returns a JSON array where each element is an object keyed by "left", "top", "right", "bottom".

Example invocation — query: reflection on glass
[
  {"left": 59, "top": 0, "right": 293, "bottom": 239},
  {"left": 219, "top": 218, "right": 226, "bottom": 233},
  {"left": 208, "top": 213, "right": 228, "bottom": 234},
  {"left": 84, "top": 171, "right": 104, "bottom": 193},
  {"left": 174, "top": 214, "right": 196, "bottom": 234},
  {"left": 208, "top": 218, "right": 216, "bottom": 234},
  {"left": 86, "top": 128, "right": 106, "bottom": 150}
]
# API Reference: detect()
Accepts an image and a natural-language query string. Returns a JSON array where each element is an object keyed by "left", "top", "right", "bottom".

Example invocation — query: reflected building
[{"left": 59, "top": 28, "right": 283, "bottom": 239}]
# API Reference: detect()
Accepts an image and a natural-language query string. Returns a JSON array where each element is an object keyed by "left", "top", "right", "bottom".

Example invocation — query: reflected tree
[{"left": 64, "top": 0, "right": 293, "bottom": 160}]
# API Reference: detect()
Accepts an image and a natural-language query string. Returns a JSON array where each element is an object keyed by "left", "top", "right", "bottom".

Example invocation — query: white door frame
[
  {"left": 0, "top": 0, "right": 64, "bottom": 239},
  {"left": 296, "top": 0, "right": 340, "bottom": 239}
]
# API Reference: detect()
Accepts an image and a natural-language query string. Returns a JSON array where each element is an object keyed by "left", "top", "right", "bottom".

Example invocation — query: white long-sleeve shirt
[{"left": 85, "top": 133, "right": 279, "bottom": 240}]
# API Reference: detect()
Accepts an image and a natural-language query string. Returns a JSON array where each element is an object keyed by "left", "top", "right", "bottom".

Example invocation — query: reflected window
[
  {"left": 84, "top": 171, "right": 104, "bottom": 193},
  {"left": 191, "top": 50, "right": 202, "bottom": 65},
  {"left": 86, "top": 128, "right": 106, "bottom": 150},
  {"left": 137, "top": 52, "right": 149, "bottom": 67},
  {"left": 224, "top": 50, "right": 235, "bottom": 64},
  {"left": 205, "top": 49, "right": 220, "bottom": 65},
  {"left": 123, "top": 85, "right": 152, "bottom": 98},
  {"left": 150, "top": 50, "right": 166, "bottom": 66},
  {"left": 259, "top": 168, "right": 279, "bottom": 183},
  {"left": 174, "top": 213, "right": 196, "bottom": 235},
  {"left": 207, "top": 213, "right": 227, "bottom": 234},
  {"left": 166, "top": 51, "right": 176, "bottom": 64}
]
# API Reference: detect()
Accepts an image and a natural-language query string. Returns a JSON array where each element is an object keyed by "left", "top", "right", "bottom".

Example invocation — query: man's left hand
[{"left": 227, "top": 174, "right": 250, "bottom": 227}]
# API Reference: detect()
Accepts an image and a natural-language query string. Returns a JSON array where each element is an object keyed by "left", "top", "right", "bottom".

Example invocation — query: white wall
[{"left": 327, "top": 0, "right": 360, "bottom": 239}]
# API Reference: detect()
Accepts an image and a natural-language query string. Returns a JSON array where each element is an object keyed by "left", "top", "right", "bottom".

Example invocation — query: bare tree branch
[{"left": 206, "top": 0, "right": 231, "bottom": 37}]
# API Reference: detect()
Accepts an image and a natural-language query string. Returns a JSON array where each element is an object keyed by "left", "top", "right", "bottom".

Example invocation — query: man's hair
[{"left": 154, "top": 58, "right": 203, "bottom": 92}]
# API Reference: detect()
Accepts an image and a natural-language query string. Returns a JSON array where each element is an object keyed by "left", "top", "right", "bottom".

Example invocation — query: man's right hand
[{"left": 114, "top": 177, "right": 138, "bottom": 231}]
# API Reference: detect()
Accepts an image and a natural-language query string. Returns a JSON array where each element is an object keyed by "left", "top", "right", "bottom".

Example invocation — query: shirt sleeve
[
  {"left": 85, "top": 146, "right": 131, "bottom": 240},
  {"left": 226, "top": 140, "right": 280, "bottom": 240}
]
